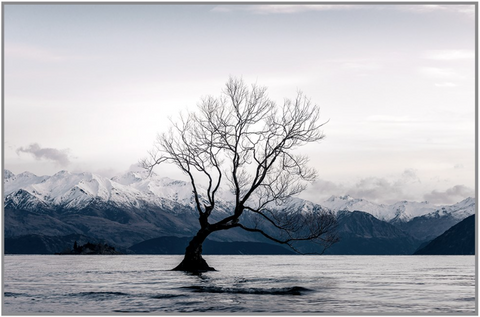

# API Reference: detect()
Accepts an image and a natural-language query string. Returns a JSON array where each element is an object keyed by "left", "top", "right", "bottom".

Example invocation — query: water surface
[{"left": 3, "top": 255, "right": 476, "bottom": 314}]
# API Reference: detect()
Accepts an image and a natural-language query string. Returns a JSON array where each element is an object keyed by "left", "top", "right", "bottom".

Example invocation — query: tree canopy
[{"left": 143, "top": 77, "right": 338, "bottom": 271}]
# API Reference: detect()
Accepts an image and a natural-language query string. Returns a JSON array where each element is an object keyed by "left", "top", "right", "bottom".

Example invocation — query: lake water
[{"left": 3, "top": 255, "right": 476, "bottom": 314}]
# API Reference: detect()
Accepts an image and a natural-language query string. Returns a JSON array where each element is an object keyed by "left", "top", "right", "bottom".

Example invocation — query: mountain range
[
  {"left": 414, "top": 214, "right": 475, "bottom": 255},
  {"left": 3, "top": 169, "right": 475, "bottom": 255}
]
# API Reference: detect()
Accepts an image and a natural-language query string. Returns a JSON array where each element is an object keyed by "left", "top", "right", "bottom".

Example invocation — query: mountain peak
[
  {"left": 17, "top": 171, "right": 38, "bottom": 178},
  {"left": 111, "top": 170, "right": 157, "bottom": 186},
  {"left": 326, "top": 194, "right": 356, "bottom": 202},
  {"left": 3, "top": 169, "right": 475, "bottom": 224},
  {"left": 459, "top": 197, "right": 475, "bottom": 205},
  {"left": 53, "top": 170, "right": 71, "bottom": 176},
  {"left": 4, "top": 169, "right": 14, "bottom": 179}
]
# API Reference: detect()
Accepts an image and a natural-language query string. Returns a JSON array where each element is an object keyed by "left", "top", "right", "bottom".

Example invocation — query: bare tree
[{"left": 143, "top": 77, "right": 338, "bottom": 272}]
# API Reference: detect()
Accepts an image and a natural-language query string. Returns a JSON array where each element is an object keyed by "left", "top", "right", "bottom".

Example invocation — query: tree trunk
[{"left": 172, "top": 229, "right": 215, "bottom": 273}]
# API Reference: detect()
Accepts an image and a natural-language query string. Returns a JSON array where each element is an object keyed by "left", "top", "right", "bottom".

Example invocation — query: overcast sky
[{"left": 3, "top": 3, "right": 476, "bottom": 205}]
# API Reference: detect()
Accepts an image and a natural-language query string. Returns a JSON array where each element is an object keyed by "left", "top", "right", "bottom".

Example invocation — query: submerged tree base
[{"left": 172, "top": 256, "right": 216, "bottom": 273}]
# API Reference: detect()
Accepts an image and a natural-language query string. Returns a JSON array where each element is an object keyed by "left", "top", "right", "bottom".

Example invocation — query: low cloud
[
  {"left": 313, "top": 179, "right": 344, "bottom": 192},
  {"left": 301, "top": 169, "right": 471, "bottom": 205},
  {"left": 345, "top": 169, "right": 421, "bottom": 204},
  {"left": 16, "top": 143, "right": 71, "bottom": 167},
  {"left": 346, "top": 177, "right": 411, "bottom": 204},
  {"left": 399, "top": 168, "right": 421, "bottom": 184},
  {"left": 128, "top": 163, "right": 145, "bottom": 172},
  {"left": 302, "top": 179, "right": 346, "bottom": 201},
  {"left": 301, "top": 169, "right": 420, "bottom": 204},
  {"left": 424, "top": 185, "right": 475, "bottom": 204}
]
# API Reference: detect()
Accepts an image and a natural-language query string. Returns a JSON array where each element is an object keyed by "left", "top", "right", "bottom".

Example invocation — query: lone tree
[{"left": 143, "top": 77, "right": 338, "bottom": 272}]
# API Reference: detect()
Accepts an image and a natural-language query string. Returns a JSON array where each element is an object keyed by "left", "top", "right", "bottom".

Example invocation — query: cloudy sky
[{"left": 4, "top": 3, "right": 476, "bottom": 205}]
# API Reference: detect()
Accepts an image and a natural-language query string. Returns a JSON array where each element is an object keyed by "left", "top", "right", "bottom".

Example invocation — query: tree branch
[{"left": 143, "top": 76, "right": 337, "bottom": 254}]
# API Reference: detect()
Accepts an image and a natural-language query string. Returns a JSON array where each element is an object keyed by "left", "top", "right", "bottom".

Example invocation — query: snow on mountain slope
[
  {"left": 4, "top": 171, "right": 50, "bottom": 196},
  {"left": 277, "top": 197, "right": 331, "bottom": 215},
  {"left": 5, "top": 170, "right": 158, "bottom": 210},
  {"left": 3, "top": 169, "right": 474, "bottom": 222},
  {"left": 387, "top": 200, "right": 437, "bottom": 223},
  {"left": 424, "top": 197, "right": 475, "bottom": 220},
  {"left": 4, "top": 169, "right": 14, "bottom": 180},
  {"left": 322, "top": 195, "right": 474, "bottom": 222},
  {"left": 322, "top": 195, "right": 390, "bottom": 220},
  {"left": 3, "top": 169, "right": 232, "bottom": 213},
  {"left": 113, "top": 171, "right": 197, "bottom": 206},
  {"left": 385, "top": 198, "right": 475, "bottom": 222},
  {"left": 113, "top": 170, "right": 235, "bottom": 209},
  {"left": 4, "top": 189, "right": 52, "bottom": 211}
]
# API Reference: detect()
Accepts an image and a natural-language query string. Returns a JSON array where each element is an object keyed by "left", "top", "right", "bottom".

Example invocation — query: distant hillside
[
  {"left": 392, "top": 213, "right": 461, "bottom": 242},
  {"left": 3, "top": 169, "right": 474, "bottom": 255},
  {"left": 128, "top": 236, "right": 295, "bottom": 255},
  {"left": 391, "top": 197, "right": 475, "bottom": 242},
  {"left": 4, "top": 234, "right": 110, "bottom": 254},
  {"left": 5, "top": 234, "right": 294, "bottom": 255},
  {"left": 323, "top": 210, "right": 421, "bottom": 255},
  {"left": 414, "top": 214, "right": 475, "bottom": 255},
  {"left": 56, "top": 241, "right": 121, "bottom": 255}
]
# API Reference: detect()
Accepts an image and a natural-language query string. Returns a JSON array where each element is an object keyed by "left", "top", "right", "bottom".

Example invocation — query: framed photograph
[{"left": 3, "top": 2, "right": 476, "bottom": 314}]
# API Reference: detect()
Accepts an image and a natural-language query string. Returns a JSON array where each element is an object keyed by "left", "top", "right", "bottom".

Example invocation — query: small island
[{"left": 56, "top": 241, "right": 121, "bottom": 255}]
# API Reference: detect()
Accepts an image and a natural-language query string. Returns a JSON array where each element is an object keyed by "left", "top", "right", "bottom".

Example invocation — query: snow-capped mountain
[
  {"left": 4, "top": 171, "right": 50, "bottom": 195},
  {"left": 112, "top": 170, "right": 234, "bottom": 207},
  {"left": 279, "top": 197, "right": 332, "bottom": 216},
  {"left": 322, "top": 195, "right": 389, "bottom": 219},
  {"left": 3, "top": 169, "right": 475, "bottom": 254},
  {"left": 428, "top": 197, "right": 476, "bottom": 220},
  {"left": 5, "top": 169, "right": 474, "bottom": 222},
  {"left": 387, "top": 200, "right": 437, "bottom": 223},
  {"left": 321, "top": 195, "right": 474, "bottom": 223},
  {"left": 6, "top": 170, "right": 145, "bottom": 210},
  {"left": 4, "top": 169, "right": 14, "bottom": 179},
  {"left": 4, "top": 169, "right": 234, "bottom": 213}
]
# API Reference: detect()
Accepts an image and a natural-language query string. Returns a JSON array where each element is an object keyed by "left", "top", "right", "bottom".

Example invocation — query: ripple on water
[
  {"left": 3, "top": 255, "right": 475, "bottom": 314},
  {"left": 182, "top": 285, "right": 313, "bottom": 295}
]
